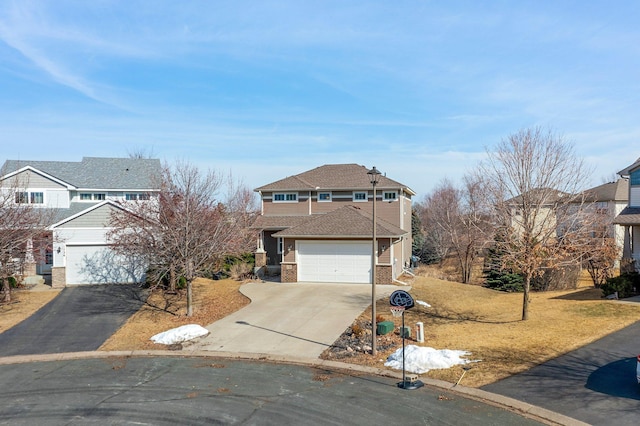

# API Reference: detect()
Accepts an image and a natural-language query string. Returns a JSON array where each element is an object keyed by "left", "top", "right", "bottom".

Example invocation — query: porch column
[
  {"left": 620, "top": 225, "right": 635, "bottom": 274},
  {"left": 622, "top": 226, "right": 631, "bottom": 259},
  {"left": 22, "top": 238, "right": 37, "bottom": 277},
  {"left": 255, "top": 231, "right": 267, "bottom": 268}
]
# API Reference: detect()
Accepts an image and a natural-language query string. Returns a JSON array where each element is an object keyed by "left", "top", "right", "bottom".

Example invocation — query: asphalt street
[
  {"left": 0, "top": 356, "right": 546, "bottom": 426},
  {"left": 0, "top": 285, "right": 146, "bottom": 356},
  {"left": 482, "top": 320, "right": 640, "bottom": 426}
]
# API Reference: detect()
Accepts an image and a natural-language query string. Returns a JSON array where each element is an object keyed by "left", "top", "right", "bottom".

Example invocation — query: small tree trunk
[
  {"left": 169, "top": 263, "right": 176, "bottom": 293},
  {"left": 2, "top": 278, "right": 11, "bottom": 303},
  {"left": 186, "top": 279, "right": 193, "bottom": 317},
  {"left": 522, "top": 273, "right": 531, "bottom": 321}
]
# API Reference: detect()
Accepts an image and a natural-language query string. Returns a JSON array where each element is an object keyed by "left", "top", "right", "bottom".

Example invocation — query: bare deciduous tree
[
  {"left": 0, "top": 171, "right": 56, "bottom": 303},
  {"left": 480, "top": 127, "right": 594, "bottom": 320},
  {"left": 108, "top": 161, "right": 257, "bottom": 316},
  {"left": 419, "top": 176, "right": 493, "bottom": 283}
]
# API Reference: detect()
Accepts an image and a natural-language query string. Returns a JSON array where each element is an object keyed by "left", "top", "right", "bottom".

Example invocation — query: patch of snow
[
  {"left": 150, "top": 324, "right": 209, "bottom": 345},
  {"left": 384, "top": 345, "right": 479, "bottom": 374},
  {"left": 416, "top": 300, "right": 431, "bottom": 308}
]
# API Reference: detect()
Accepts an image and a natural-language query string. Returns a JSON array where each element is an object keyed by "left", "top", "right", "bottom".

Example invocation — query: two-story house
[
  {"left": 583, "top": 178, "right": 628, "bottom": 249},
  {"left": 614, "top": 157, "right": 640, "bottom": 272},
  {"left": 0, "top": 157, "right": 160, "bottom": 287},
  {"left": 252, "top": 164, "right": 415, "bottom": 284}
]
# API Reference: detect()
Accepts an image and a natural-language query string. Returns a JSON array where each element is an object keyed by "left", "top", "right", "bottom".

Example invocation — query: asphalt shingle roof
[
  {"left": 614, "top": 207, "right": 640, "bottom": 225},
  {"left": 272, "top": 205, "right": 406, "bottom": 238},
  {"left": 584, "top": 178, "right": 628, "bottom": 202},
  {"left": 2, "top": 157, "right": 161, "bottom": 190},
  {"left": 250, "top": 215, "right": 318, "bottom": 230},
  {"left": 255, "top": 164, "right": 415, "bottom": 194}
]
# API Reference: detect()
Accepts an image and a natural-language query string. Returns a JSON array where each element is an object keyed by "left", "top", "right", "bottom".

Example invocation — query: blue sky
[{"left": 1, "top": 1, "right": 638, "bottom": 198}]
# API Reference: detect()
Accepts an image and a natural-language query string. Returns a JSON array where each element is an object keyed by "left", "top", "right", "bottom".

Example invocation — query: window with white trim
[
  {"left": 383, "top": 191, "right": 398, "bottom": 201},
  {"left": 273, "top": 192, "right": 297, "bottom": 203},
  {"left": 353, "top": 191, "right": 367, "bottom": 202},
  {"left": 15, "top": 191, "right": 43, "bottom": 204},
  {"left": 80, "top": 193, "right": 106, "bottom": 201},
  {"left": 277, "top": 237, "right": 284, "bottom": 254},
  {"left": 318, "top": 192, "right": 332, "bottom": 202},
  {"left": 125, "top": 193, "right": 151, "bottom": 201},
  {"left": 30, "top": 192, "right": 44, "bottom": 204}
]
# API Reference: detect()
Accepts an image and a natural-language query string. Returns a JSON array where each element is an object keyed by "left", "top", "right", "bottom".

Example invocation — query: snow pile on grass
[
  {"left": 384, "top": 345, "right": 478, "bottom": 374},
  {"left": 151, "top": 324, "right": 209, "bottom": 345}
]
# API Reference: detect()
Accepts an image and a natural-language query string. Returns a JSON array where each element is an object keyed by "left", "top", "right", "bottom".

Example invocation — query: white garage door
[
  {"left": 66, "top": 245, "right": 145, "bottom": 285},
  {"left": 297, "top": 241, "right": 371, "bottom": 283}
]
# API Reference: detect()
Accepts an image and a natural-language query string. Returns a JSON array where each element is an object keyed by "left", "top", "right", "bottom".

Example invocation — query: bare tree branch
[
  {"left": 480, "top": 127, "right": 594, "bottom": 320},
  {"left": 107, "top": 160, "right": 257, "bottom": 316}
]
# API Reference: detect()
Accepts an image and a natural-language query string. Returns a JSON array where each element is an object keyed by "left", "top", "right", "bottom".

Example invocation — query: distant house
[
  {"left": 505, "top": 188, "right": 568, "bottom": 238},
  {"left": 614, "top": 158, "right": 640, "bottom": 272},
  {"left": 0, "top": 157, "right": 160, "bottom": 287},
  {"left": 583, "top": 178, "right": 628, "bottom": 249},
  {"left": 252, "top": 164, "right": 415, "bottom": 284}
]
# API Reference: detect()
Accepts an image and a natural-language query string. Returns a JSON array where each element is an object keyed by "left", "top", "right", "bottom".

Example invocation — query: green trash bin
[{"left": 376, "top": 321, "right": 394, "bottom": 335}]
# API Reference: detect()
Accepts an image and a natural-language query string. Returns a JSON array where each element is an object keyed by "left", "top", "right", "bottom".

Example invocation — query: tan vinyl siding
[
  {"left": 283, "top": 238, "right": 296, "bottom": 263},
  {"left": 311, "top": 191, "right": 354, "bottom": 213},
  {"left": 378, "top": 238, "right": 391, "bottom": 264},
  {"left": 263, "top": 201, "right": 309, "bottom": 215}
]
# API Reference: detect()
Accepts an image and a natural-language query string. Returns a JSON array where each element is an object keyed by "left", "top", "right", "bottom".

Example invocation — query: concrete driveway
[
  {"left": 0, "top": 284, "right": 146, "bottom": 357},
  {"left": 190, "top": 282, "right": 399, "bottom": 358}
]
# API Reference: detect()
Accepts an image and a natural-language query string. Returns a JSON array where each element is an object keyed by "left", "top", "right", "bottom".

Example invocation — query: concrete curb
[{"left": 0, "top": 350, "right": 588, "bottom": 426}]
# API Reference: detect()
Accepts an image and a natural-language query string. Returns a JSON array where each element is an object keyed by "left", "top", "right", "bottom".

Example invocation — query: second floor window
[
  {"left": 15, "top": 191, "right": 43, "bottom": 204},
  {"left": 353, "top": 191, "right": 367, "bottom": 202},
  {"left": 318, "top": 192, "right": 331, "bottom": 202},
  {"left": 80, "top": 193, "right": 106, "bottom": 201},
  {"left": 383, "top": 191, "right": 398, "bottom": 201},
  {"left": 273, "top": 193, "right": 297, "bottom": 202},
  {"left": 126, "top": 193, "right": 151, "bottom": 201}
]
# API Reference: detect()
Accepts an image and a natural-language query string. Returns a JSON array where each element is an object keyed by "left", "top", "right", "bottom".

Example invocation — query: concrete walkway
[{"left": 190, "top": 282, "right": 399, "bottom": 358}]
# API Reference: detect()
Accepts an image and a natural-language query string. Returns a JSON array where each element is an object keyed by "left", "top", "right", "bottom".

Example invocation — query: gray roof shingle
[
  {"left": 2, "top": 157, "right": 161, "bottom": 190},
  {"left": 614, "top": 207, "right": 640, "bottom": 225}
]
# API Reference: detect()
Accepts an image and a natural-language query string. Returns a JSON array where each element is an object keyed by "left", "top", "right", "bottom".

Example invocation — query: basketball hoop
[{"left": 390, "top": 305, "right": 405, "bottom": 318}]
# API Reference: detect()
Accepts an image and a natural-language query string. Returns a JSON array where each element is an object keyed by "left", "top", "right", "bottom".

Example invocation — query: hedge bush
[{"left": 601, "top": 273, "right": 640, "bottom": 299}]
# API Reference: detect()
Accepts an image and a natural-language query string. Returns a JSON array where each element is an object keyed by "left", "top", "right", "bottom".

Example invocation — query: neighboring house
[
  {"left": 505, "top": 188, "right": 568, "bottom": 238},
  {"left": 614, "top": 158, "right": 640, "bottom": 272},
  {"left": 252, "top": 164, "right": 415, "bottom": 284},
  {"left": 583, "top": 178, "right": 628, "bottom": 250},
  {"left": 0, "top": 157, "right": 160, "bottom": 287}
]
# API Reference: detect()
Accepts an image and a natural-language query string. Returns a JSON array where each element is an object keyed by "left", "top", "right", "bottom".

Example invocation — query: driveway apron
[
  {"left": 482, "top": 320, "right": 640, "bottom": 426},
  {"left": 0, "top": 285, "right": 146, "bottom": 357},
  {"left": 191, "top": 282, "right": 399, "bottom": 358}
]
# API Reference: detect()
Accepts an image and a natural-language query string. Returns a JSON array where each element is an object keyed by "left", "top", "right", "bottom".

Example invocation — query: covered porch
[{"left": 614, "top": 207, "right": 640, "bottom": 273}]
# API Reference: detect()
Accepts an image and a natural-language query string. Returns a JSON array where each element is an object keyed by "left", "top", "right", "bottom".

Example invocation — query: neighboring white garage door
[
  {"left": 297, "top": 241, "right": 371, "bottom": 283},
  {"left": 66, "top": 245, "right": 145, "bottom": 285}
]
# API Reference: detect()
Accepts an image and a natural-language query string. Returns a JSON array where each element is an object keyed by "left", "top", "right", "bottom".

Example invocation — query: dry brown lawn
[
  {"left": 340, "top": 274, "right": 640, "bottom": 387},
  {"left": 0, "top": 288, "right": 60, "bottom": 333},
  {"left": 100, "top": 278, "right": 250, "bottom": 351}
]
